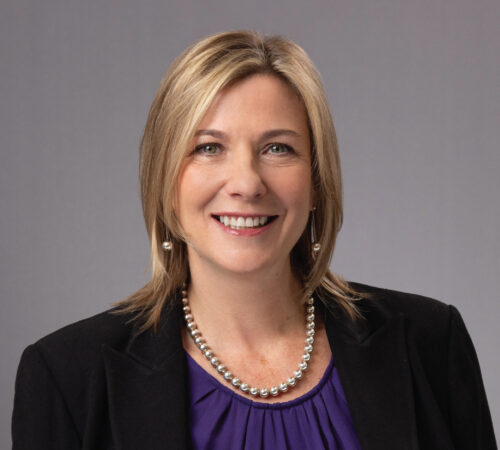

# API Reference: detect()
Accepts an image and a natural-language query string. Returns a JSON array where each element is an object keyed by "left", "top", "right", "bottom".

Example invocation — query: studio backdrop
[{"left": 1, "top": 0, "right": 498, "bottom": 446}]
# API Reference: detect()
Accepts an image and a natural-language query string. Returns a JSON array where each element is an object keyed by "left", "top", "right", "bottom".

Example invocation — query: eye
[
  {"left": 194, "top": 143, "right": 221, "bottom": 155},
  {"left": 266, "top": 143, "right": 294, "bottom": 155}
]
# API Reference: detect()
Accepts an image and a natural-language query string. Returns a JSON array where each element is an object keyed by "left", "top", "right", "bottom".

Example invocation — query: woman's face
[{"left": 176, "top": 74, "right": 313, "bottom": 276}]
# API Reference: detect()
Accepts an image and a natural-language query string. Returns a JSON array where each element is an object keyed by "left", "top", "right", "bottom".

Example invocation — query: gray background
[{"left": 1, "top": 0, "right": 498, "bottom": 445}]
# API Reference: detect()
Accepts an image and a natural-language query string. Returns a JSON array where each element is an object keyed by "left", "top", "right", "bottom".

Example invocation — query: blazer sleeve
[
  {"left": 12, "top": 344, "right": 81, "bottom": 450},
  {"left": 447, "top": 305, "right": 497, "bottom": 449}
]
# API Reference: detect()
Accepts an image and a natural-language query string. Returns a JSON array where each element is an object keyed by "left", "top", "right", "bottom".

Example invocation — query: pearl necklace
[{"left": 182, "top": 287, "right": 316, "bottom": 399}]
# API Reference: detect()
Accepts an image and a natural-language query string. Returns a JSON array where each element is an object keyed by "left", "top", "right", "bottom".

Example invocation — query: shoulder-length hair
[{"left": 115, "top": 30, "right": 363, "bottom": 332}]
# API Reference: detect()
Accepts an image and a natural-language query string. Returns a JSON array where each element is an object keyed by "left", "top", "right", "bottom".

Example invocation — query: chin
[
  {"left": 189, "top": 244, "right": 289, "bottom": 276},
  {"left": 215, "top": 259, "right": 273, "bottom": 275},
  {"left": 226, "top": 252, "right": 293, "bottom": 276}
]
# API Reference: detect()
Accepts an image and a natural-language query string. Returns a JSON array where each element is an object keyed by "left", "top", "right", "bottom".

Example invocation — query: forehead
[{"left": 196, "top": 74, "right": 309, "bottom": 136}]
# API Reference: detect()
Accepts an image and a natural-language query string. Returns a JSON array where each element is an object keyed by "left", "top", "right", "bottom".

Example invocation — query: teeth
[{"left": 217, "top": 215, "right": 272, "bottom": 229}]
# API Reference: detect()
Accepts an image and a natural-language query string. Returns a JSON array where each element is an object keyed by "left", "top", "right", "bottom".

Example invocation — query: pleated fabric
[{"left": 185, "top": 352, "right": 362, "bottom": 450}]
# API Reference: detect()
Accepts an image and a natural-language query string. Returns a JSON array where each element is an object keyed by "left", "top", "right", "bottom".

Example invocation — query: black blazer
[{"left": 12, "top": 282, "right": 497, "bottom": 449}]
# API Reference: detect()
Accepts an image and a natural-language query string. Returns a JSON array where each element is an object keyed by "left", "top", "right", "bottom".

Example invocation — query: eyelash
[
  {"left": 192, "top": 142, "right": 295, "bottom": 156},
  {"left": 266, "top": 143, "right": 294, "bottom": 155},
  {"left": 193, "top": 143, "right": 221, "bottom": 155}
]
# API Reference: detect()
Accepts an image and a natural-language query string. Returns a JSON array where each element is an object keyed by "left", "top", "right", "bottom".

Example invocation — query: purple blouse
[{"left": 185, "top": 351, "right": 362, "bottom": 449}]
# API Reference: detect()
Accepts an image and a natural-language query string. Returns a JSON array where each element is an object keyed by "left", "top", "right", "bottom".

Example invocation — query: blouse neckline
[{"left": 185, "top": 350, "right": 335, "bottom": 410}]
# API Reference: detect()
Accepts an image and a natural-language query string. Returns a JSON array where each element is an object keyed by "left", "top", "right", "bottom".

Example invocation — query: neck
[{"left": 185, "top": 258, "right": 306, "bottom": 354}]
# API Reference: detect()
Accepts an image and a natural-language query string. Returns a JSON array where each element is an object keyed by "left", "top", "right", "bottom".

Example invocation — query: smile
[{"left": 212, "top": 215, "right": 278, "bottom": 230}]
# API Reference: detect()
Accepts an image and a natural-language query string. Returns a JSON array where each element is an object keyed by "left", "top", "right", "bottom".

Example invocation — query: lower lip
[{"left": 212, "top": 217, "right": 276, "bottom": 236}]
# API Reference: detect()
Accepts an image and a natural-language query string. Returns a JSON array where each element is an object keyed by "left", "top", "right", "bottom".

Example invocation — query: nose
[{"left": 224, "top": 148, "right": 266, "bottom": 200}]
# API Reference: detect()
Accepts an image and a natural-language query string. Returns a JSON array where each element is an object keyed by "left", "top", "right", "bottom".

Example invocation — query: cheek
[
  {"left": 271, "top": 167, "right": 313, "bottom": 211},
  {"left": 177, "top": 165, "right": 217, "bottom": 217}
]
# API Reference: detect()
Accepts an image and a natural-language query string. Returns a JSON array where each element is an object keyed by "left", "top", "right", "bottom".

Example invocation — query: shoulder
[
  {"left": 345, "top": 283, "right": 496, "bottom": 447},
  {"left": 18, "top": 308, "right": 136, "bottom": 389},
  {"left": 36, "top": 308, "right": 134, "bottom": 355},
  {"left": 344, "top": 281, "right": 459, "bottom": 349},
  {"left": 13, "top": 309, "right": 139, "bottom": 444},
  {"left": 337, "top": 283, "right": 497, "bottom": 447},
  {"left": 349, "top": 280, "right": 453, "bottom": 323}
]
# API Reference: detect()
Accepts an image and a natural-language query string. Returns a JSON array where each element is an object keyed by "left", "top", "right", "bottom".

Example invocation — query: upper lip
[{"left": 212, "top": 213, "right": 277, "bottom": 218}]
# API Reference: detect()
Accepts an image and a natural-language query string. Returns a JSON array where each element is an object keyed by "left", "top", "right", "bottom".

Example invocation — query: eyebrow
[{"left": 194, "top": 129, "right": 302, "bottom": 140}]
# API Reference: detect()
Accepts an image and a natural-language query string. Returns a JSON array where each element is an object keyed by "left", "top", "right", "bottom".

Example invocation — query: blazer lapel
[
  {"left": 100, "top": 287, "right": 420, "bottom": 450},
  {"left": 322, "top": 297, "right": 419, "bottom": 450},
  {"left": 102, "top": 300, "right": 189, "bottom": 450}
]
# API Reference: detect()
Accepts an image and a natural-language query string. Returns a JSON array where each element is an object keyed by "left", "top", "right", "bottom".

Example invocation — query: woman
[{"left": 13, "top": 31, "right": 496, "bottom": 449}]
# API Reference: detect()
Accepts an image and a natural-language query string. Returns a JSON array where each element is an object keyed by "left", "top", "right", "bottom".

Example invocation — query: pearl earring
[
  {"left": 162, "top": 232, "right": 173, "bottom": 252},
  {"left": 311, "top": 208, "right": 321, "bottom": 255}
]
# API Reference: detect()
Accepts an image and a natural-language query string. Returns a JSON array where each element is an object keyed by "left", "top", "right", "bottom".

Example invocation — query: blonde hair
[{"left": 114, "top": 30, "right": 363, "bottom": 332}]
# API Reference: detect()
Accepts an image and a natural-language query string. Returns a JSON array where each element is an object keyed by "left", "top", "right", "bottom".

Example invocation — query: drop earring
[
  {"left": 311, "top": 207, "right": 321, "bottom": 255},
  {"left": 162, "top": 233, "right": 173, "bottom": 252}
]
